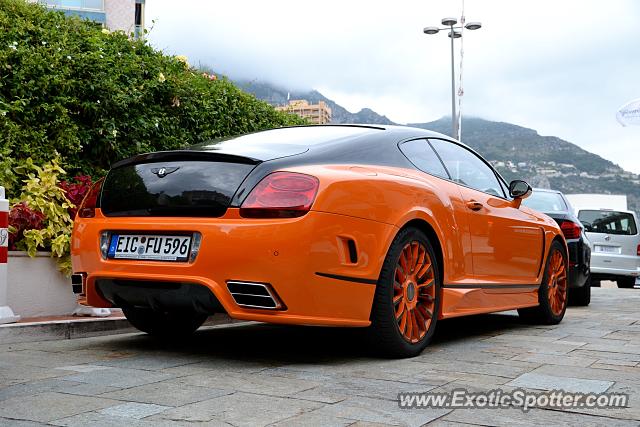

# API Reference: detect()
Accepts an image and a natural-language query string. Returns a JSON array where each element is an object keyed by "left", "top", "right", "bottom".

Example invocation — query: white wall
[
  {"left": 7, "top": 252, "right": 77, "bottom": 318},
  {"left": 105, "top": 0, "right": 135, "bottom": 33}
]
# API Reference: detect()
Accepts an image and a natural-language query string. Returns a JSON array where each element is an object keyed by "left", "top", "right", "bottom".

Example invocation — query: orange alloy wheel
[
  {"left": 393, "top": 241, "right": 436, "bottom": 343},
  {"left": 546, "top": 250, "right": 567, "bottom": 316}
]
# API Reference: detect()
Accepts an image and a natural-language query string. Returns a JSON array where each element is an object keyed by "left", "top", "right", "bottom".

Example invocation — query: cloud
[{"left": 145, "top": 0, "right": 640, "bottom": 173}]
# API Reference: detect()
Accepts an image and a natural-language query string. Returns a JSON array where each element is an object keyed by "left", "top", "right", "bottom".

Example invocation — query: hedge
[
  {"left": 0, "top": 0, "right": 305, "bottom": 272},
  {"left": 0, "top": 0, "right": 304, "bottom": 183}
]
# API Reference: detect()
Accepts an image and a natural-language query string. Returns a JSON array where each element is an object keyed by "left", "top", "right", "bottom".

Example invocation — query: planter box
[{"left": 7, "top": 251, "right": 77, "bottom": 317}]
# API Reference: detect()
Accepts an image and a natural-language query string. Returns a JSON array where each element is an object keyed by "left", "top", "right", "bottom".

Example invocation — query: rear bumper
[
  {"left": 590, "top": 254, "right": 640, "bottom": 278},
  {"left": 590, "top": 266, "right": 640, "bottom": 278},
  {"left": 95, "top": 279, "right": 225, "bottom": 315},
  {"left": 71, "top": 208, "right": 397, "bottom": 327}
]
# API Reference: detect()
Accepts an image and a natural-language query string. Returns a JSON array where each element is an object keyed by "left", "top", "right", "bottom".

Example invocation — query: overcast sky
[{"left": 146, "top": 0, "right": 640, "bottom": 173}]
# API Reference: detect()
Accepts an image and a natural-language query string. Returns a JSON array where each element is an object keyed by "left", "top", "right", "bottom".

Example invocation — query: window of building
[
  {"left": 60, "top": 0, "right": 81, "bottom": 7},
  {"left": 83, "top": 0, "right": 102, "bottom": 10},
  {"left": 42, "top": 0, "right": 103, "bottom": 10},
  {"left": 135, "top": 2, "right": 143, "bottom": 26}
]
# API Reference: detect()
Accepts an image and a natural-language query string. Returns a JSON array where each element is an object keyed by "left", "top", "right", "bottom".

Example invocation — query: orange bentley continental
[{"left": 71, "top": 125, "right": 568, "bottom": 357}]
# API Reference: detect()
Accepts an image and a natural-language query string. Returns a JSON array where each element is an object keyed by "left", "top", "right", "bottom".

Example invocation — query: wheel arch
[
  {"left": 555, "top": 234, "right": 570, "bottom": 271},
  {"left": 398, "top": 219, "right": 445, "bottom": 289},
  {"left": 536, "top": 233, "right": 569, "bottom": 286},
  {"left": 551, "top": 234, "right": 569, "bottom": 265},
  {"left": 552, "top": 234, "right": 568, "bottom": 252}
]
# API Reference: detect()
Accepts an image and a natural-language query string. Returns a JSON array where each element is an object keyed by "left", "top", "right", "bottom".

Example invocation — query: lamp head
[
  {"left": 441, "top": 17, "right": 457, "bottom": 26},
  {"left": 465, "top": 21, "right": 482, "bottom": 30}
]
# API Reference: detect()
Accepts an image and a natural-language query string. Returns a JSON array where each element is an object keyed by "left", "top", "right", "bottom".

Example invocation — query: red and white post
[{"left": 0, "top": 186, "right": 19, "bottom": 324}]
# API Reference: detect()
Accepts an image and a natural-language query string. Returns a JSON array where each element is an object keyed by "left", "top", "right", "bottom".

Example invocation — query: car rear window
[
  {"left": 101, "top": 161, "right": 254, "bottom": 217},
  {"left": 578, "top": 210, "right": 638, "bottom": 235},
  {"left": 522, "top": 191, "right": 567, "bottom": 212}
]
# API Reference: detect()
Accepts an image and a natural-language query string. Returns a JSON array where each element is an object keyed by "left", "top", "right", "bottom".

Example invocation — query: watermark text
[{"left": 398, "top": 388, "right": 628, "bottom": 412}]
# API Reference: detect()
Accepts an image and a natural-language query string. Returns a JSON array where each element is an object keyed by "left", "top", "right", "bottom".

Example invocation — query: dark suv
[{"left": 523, "top": 188, "right": 592, "bottom": 305}]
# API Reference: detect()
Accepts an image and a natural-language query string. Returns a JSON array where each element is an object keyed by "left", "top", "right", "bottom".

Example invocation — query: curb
[{"left": 0, "top": 314, "right": 242, "bottom": 344}]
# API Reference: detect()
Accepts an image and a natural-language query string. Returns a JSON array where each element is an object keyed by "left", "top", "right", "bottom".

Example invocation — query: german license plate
[
  {"left": 594, "top": 245, "right": 620, "bottom": 254},
  {"left": 107, "top": 234, "right": 192, "bottom": 261}
]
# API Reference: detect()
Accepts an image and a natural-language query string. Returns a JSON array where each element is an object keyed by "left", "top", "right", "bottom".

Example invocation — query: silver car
[{"left": 577, "top": 209, "right": 640, "bottom": 288}]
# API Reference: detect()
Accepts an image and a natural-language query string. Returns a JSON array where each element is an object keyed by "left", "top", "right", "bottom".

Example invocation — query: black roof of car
[
  {"left": 113, "top": 125, "right": 457, "bottom": 168},
  {"left": 186, "top": 125, "right": 452, "bottom": 162}
]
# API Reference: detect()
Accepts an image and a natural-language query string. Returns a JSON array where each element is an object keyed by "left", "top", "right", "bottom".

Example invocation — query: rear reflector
[
  {"left": 240, "top": 172, "right": 319, "bottom": 218},
  {"left": 560, "top": 220, "right": 582, "bottom": 240}
]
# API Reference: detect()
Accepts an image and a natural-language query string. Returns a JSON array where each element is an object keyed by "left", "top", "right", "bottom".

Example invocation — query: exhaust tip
[
  {"left": 227, "top": 281, "right": 284, "bottom": 310},
  {"left": 71, "top": 273, "right": 86, "bottom": 294}
]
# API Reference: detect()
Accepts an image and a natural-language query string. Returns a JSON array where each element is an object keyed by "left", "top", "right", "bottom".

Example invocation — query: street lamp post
[{"left": 424, "top": 18, "right": 482, "bottom": 140}]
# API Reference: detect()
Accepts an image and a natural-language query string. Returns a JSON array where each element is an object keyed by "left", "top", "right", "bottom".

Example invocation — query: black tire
[
  {"left": 368, "top": 227, "right": 441, "bottom": 358},
  {"left": 617, "top": 277, "right": 636, "bottom": 289},
  {"left": 518, "top": 240, "right": 568, "bottom": 324},
  {"left": 123, "top": 307, "right": 207, "bottom": 338},
  {"left": 569, "top": 277, "right": 591, "bottom": 306}
]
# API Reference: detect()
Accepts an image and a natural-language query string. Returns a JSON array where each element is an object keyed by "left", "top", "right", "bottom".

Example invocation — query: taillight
[
  {"left": 78, "top": 178, "right": 104, "bottom": 218},
  {"left": 240, "top": 172, "right": 319, "bottom": 218},
  {"left": 637, "top": 244, "right": 640, "bottom": 256},
  {"left": 560, "top": 220, "right": 581, "bottom": 240}
]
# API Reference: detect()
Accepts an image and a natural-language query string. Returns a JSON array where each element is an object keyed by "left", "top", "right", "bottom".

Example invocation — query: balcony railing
[{"left": 40, "top": 0, "right": 104, "bottom": 11}]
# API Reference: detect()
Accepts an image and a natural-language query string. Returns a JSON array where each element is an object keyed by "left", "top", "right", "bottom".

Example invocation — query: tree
[{"left": 0, "top": 0, "right": 304, "bottom": 179}]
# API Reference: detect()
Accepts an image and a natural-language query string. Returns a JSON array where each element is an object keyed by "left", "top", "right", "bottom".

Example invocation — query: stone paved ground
[{"left": 1, "top": 287, "right": 639, "bottom": 426}]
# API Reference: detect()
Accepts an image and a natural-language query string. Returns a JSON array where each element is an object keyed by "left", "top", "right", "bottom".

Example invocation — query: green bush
[
  {"left": 0, "top": 0, "right": 305, "bottom": 271},
  {"left": 0, "top": 0, "right": 304, "bottom": 177},
  {"left": 9, "top": 158, "right": 75, "bottom": 270}
]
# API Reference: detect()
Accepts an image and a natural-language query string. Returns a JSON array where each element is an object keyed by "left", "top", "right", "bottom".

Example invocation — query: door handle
[{"left": 466, "top": 200, "right": 483, "bottom": 211}]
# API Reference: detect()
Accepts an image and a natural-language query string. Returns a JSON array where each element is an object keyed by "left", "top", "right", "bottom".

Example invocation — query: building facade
[
  {"left": 37, "top": 0, "right": 144, "bottom": 37},
  {"left": 276, "top": 100, "right": 332, "bottom": 124}
]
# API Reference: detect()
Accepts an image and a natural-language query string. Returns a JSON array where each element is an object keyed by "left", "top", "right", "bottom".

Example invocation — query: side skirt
[{"left": 439, "top": 284, "right": 540, "bottom": 319}]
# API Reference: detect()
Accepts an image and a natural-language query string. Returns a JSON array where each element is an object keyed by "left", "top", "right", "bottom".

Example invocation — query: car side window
[
  {"left": 428, "top": 139, "right": 505, "bottom": 198},
  {"left": 398, "top": 139, "right": 449, "bottom": 179}
]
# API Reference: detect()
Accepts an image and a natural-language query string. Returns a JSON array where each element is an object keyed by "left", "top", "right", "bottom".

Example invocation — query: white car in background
[{"left": 577, "top": 209, "right": 640, "bottom": 288}]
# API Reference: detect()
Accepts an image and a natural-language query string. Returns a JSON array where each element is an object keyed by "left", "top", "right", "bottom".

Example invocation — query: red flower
[
  {"left": 59, "top": 175, "right": 93, "bottom": 219},
  {"left": 8, "top": 202, "right": 46, "bottom": 250}
]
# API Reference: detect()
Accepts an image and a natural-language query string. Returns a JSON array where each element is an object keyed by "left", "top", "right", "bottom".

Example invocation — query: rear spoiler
[{"left": 111, "top": 150, "right": 261, "bottom": 169}]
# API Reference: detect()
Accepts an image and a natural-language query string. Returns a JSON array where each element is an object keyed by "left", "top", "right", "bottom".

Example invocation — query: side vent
[
  {"left": 226, "top": 281, "right": 283, "bottom": 310},
  {"left": 347, "top": 239, "right": 358, "bottom": 264},
  {"left": 339, "top": 237, "right": 358, "bottom": 264}
]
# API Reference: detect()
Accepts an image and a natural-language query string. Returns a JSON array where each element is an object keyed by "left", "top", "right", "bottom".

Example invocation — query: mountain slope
[
  {"left": 410, "top": 117, "right": 619, "bottom": 174},
  {"left": 410, "top": 117, "right": 640, "bottom": 211},
  {"left": 236, "top": 80, "right": 395, "bottom": 125}
]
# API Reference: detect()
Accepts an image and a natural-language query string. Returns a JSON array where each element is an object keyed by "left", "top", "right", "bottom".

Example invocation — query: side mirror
[{"left": 509, "top": 180, "right": 532, "bottom": 208}]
